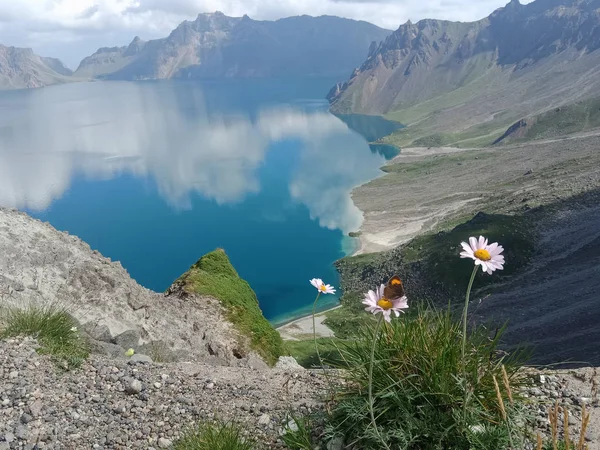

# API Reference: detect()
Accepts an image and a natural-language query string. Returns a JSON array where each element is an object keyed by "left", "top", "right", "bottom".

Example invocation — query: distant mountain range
[
  {"left": 0, "top": 45, "right": 73, "bottom": 89},
  {"left": 0, "top": 13, "right": 391, "bottom": 90},
  {"left": 74, "top": 13, "right": 391, "bottom": 80},
  {"left": 329, "top": 0, "right": 600, "bottom": 147}
]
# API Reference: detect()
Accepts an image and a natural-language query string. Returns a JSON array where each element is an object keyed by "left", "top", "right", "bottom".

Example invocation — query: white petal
[
  {"left": 393, "top": 297, "right": 409, "bottom": 310},
  {"left": 460, "top": 252, "right": 475, "bottom": 259},
  {"left": 394, "top": 310, "right": 400, "bottom": 317},
  {"left": 469, "top": 236, "right": 478, "bottom": 251},
  {"left": 383, "top": 310, "right": 392, "bottom": 322},
  {"left": 378, "top": 284, "right": 385, "bottom": 299},
  {"left": 368, "top": 290, "right": 379, "bottom": 304},
  {"left": 488, "top": 242, "right": 498, "bottom": 252},
  {"left": 461, "top": 242, "right": 472, "bottom": 253},
  {"left": 478, "top": 236, "right": 486, "bottom": 250},
  {"left": 310, "top": 279, "right": 319, "bottom": 289}
]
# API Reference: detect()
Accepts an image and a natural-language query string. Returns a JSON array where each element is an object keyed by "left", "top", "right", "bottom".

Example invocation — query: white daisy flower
[
  {"left": 362, "top": 284, "right": 409, "bottom": 323},
  {"left": 309, "top": 278, "right": 336, "bottom": 295},
  {"left": 460, "top": 236, "right": 505, "bottom": 275}
]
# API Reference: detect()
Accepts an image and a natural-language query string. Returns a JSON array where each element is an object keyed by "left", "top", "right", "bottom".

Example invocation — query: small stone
[
  {"left": 15, "top": 425, "right": 28, "bottom": 440},
  {"left": 126, "top": 379, "right": 143, "bottom": 395},
  {"left": 154, "top": 382, "right": 162, "bottom": 389},
  {"left": 538, "top": 374, "right": 546, "bottom": 384},
  {"left": 20, "top": 413, "right": 34, "bottom": 424},
  {"left": 578, "top": 397, "right": 591, "bottom": 406},
  {"left": 9, "top": 371, "right": 18, "bottom": 379},
  {"left": 4, "top": 432, "right": 15, "bottom": 443},
  {"left": 29, "top": 400, "right": 43, "bottom": 417},
  {"left": 258, "top": 414, "right": 270, "bottom": 426},
  {"left": 157, "top": 437, "right": 172, "bottom": 448},
  {"left": 130, "top": 354, "right": 153, "bottom": 364},
  {"left": 205, "top": 382, "right": 215, "bottom": 390}
]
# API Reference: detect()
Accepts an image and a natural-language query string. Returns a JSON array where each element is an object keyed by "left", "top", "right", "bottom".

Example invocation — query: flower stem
[
  {"left": 368, "top": 314, "right": 391, "bottom": 450},
  {"left": 462, "top": 265, "right": 479, "bottom": 422},
  {"left": 312, "top": 292, "right": 324, "bottom": 370}
]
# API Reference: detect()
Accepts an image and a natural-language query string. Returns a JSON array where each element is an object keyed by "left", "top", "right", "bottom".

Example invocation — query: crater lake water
[{"left": 0, "top": 79, "right": 399, "bottom": 324}]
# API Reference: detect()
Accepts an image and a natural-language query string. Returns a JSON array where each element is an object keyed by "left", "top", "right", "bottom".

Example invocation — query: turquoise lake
[{"left": 0, "top": 78, "right": 399, "bottom": 324}]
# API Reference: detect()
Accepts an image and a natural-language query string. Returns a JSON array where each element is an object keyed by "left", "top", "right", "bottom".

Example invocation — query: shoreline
[{"left": 276, "top": 305, "right": 341, "bottom": 340}]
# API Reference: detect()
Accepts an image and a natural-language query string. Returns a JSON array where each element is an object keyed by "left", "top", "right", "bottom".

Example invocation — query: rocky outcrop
[
  {"left": 0, "top": 45, "right": 73, "bottom": 90},
  {"left": 74, "top": 12, "right": 391, "bottom": 80},
  {"left": 0, "top": 208, "right": 279, "bottom": 367}
]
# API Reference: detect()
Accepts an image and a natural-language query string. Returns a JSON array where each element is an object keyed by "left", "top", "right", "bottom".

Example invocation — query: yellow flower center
[
  {"left": 320, "top": 285, "right": 328, "bottom": 292},
  {"left": 377, "top": 298, "right": 393, "bottom": 310},
  {"left": 473, "top": 249, "right": 492, "bottom": 261}
]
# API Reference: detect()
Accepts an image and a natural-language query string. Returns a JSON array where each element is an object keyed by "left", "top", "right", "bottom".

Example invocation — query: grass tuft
[
  {"left": 177, "top": 249, "right": 284, "bottom": 366},
  {"left": 173, "top": 421, "right": 255, "bottom": 450},
  {"left": 281, "top": 415, "right": 315, "bottom": 450},
  {"left": 0, "top": 305, "right": 89, "bottom": 370},
  {"left": 325, "top": 307, "right": 530, "bottom": 450}
]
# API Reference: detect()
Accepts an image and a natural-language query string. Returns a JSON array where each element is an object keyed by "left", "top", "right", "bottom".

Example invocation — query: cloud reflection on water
[{"left": 0, "top": 82, "right": 385, "bottom": 234}]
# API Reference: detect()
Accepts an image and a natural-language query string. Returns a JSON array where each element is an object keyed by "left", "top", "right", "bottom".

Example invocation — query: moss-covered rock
[{"left": 177, "top": 249, "right": 284, "bottom": 366}]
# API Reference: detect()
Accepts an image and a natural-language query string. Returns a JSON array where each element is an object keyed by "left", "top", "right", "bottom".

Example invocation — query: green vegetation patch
[
  {"left": 285, "top": 337, "right": 346, "bottom": 368},
  {"left": 173, "top": 421, "right": 255, "bottom": 450},
  {"left": 336, "top": 211, "right": 536, "bottom": 308},
  {"left": 402, "top": 211, "right": 535, "bottom": 293},
  {"left": 325, "top": 307, "right": 530, "bottom": 449},
  {"left": 178, "top": 249, "right": 284, "bottom": 366},
  {"left": 0, "top": 305, "right": 89, "bottom": 370}
]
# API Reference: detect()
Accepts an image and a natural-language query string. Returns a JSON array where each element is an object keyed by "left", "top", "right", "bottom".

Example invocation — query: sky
[{"left": 0, "top": 0, "right": 534, "bottom": 68}]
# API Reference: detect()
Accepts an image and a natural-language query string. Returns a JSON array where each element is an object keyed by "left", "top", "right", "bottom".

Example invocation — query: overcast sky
[{"left": 0, "top": 0, "right": 533, "bottom": 68}]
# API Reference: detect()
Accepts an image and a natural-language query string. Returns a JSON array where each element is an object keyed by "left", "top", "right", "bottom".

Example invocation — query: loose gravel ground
[{"left": 0, "top": 338, "right": 326, "bottom": 450}]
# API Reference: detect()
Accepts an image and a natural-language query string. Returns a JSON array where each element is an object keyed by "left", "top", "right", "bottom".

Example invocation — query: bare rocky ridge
[
  {"left": 0, "top": 46, "right": 73, "bottom": 90},
  {"left": 0, "top": 208, "right": 267, "bottom": 368}
]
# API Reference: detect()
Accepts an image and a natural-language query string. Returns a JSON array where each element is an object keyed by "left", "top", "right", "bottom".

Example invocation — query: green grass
[
  {"left": 325, "top": 307, "right": 531, "bottom": 450},
  {"left": 281, "top": 415, "right": 315, "bottom": 450},
  {"left": 285, "top": 337, "right": 346, "bottom": 368},
  {"left": 0, "top": 305, "right": 89, "bottom": 370},
  {"left": 178, "top": 249, "right": 284, "bottom": 366},
  {"left": 173, "top": 422, "right": 255, "bottom": 450},
  {"left": 497, "top": 97, "right": 600, "bottom": 145}
]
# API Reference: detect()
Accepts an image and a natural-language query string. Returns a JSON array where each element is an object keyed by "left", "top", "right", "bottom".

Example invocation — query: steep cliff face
[
  {"left": 74, "top": 12, "right": 392, "bottom": 80},
  {"left": 330, "top": 0, "right": 600, "bottom": 116},
  {"left": 0, "top": 45, "right": 72, "bottom": 89}
]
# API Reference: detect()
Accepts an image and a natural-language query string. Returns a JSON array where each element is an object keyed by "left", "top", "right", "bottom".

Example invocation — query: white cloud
[
  {"left": 0, "top": 0, "right": 534, "bottom": 66},
  {"left": 0, "top": 81, "right": 375, "bottom": 237}
]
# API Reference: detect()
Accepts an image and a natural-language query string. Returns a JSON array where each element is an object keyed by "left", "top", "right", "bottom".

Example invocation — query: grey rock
[
  {"left": 258, "top": 414, "right": 270, "bottom": 426},
  {"left": 29, "top": 400, "right": 43, "bottom": 417},
  {"left": 126, "top": 379, "right": 143, "bottom": 395},
  {"left": 327, "top": 436, "right": 345, "bottom": 450},
  {"left": 20, "top": 413, "right": 33, "bottom": 424},
  {"left": 113, "top": 330, "right": 141, "bottom": 350},
  {"left": 14, "top": 425, "right": 28, "bottom": 440},
  {"left": 275, "top": 356, "right": 304, "bottom": 371},
  {"left": 157, "top": 437, "right": 172, "bottom": 448},
  {"left": 129, "top": 354, "right": 153, "bottom": 364}
]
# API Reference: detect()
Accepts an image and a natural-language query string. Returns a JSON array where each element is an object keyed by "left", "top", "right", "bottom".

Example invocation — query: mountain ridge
[
  {"left": 74, "top": 12, "right": 392, "bottom": 81},
  {"left": 329, "top": 0, "right": 600, "bottom": 147},
  {"left": 0, "top": 45, "right": 73, "bottom": 89}
]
